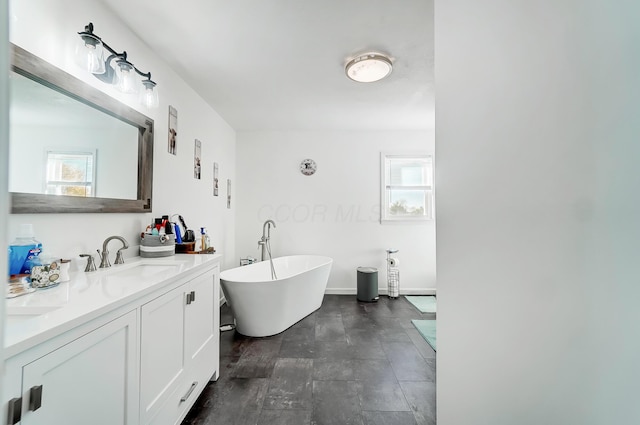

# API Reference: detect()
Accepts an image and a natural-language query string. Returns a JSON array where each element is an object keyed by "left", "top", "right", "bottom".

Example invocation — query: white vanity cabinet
[
  {"left": 140, "top": 266, "right": 220, "bottom": 425},
  {"left": 4, "top": 310, "right": 139, "bottom": 425},
  {"left": 3, "top": 255, "right": 221, "bottom": 425}
]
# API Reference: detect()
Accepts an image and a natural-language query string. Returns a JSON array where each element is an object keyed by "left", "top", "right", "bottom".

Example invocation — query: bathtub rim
[{"left": 220, "top": 254, "right": 333, "bottom": 284}]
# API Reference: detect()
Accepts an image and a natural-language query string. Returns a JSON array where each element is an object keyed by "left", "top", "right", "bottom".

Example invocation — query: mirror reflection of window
[{"left": 45, "top": 151, "right": 95, "bottom": 197}]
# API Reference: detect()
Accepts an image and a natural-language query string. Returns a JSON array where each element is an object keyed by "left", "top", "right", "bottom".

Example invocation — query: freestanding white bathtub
[{"left": 220, "top": 255, "right": 332, "bottom": 337}]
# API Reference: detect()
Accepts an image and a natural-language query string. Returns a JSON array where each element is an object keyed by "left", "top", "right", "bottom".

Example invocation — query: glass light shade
[
  {"left": 115, "top": 60, "right": 138, "bottom": 94},
  {"left": 75, "top": 34, "right": 106, "bottom": 74},
  {"left": 345, "top": 53, "right": 393, "bottom": 83},
  {"left": 140, "top": 80, "right": 159, "bottom": 108}
]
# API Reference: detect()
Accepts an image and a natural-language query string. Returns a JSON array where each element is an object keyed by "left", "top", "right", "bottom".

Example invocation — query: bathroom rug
[
  {"left": 405, "top": 295, "right": 436, "bottom": 313},
  {"left": 412, "top": 319, "right": 436, "bottom": 351}
]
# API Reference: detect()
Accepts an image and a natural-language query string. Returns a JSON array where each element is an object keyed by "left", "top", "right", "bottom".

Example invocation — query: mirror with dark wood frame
[{"left": 9, "top": 43, "right": 153, "bottom": 213}]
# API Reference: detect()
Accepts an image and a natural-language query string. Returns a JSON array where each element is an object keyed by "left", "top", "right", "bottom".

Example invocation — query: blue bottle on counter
[{"left": 8, "top": 224, "right": 42, "bottom": 276}]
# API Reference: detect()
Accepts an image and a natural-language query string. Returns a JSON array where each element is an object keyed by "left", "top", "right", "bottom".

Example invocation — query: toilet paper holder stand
[{"left": 386, "top": 249, "right": 400, "bottom": 299}]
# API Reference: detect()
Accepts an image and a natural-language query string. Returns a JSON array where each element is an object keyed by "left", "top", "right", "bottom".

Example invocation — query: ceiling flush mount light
[
  {"left": 75, "top": 22, "right": 159, "bottom": 108},
  {"left": 345, "top": 53, "right": 393, "bottom": 83}
]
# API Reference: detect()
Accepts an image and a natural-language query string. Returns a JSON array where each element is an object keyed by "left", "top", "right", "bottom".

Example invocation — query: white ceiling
[{"left": 101, "top": 0, "right": 434, "bottom": 132}]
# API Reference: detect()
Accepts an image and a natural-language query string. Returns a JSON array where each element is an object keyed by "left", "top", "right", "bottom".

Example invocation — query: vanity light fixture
[
  {"left": 75, "top": 22, "right": 159, "bottom": 108},
  {"left": 345, "top": 53, "right": 393, "bottom": 83}
]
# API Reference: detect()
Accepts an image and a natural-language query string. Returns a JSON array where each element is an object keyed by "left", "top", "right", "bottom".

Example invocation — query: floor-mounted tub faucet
[
  {"left": 98, "top": 236, "right": 129, "bottom": 268},
  {"left": 259, "top": 220, "right": 276, "bottom": 261}
]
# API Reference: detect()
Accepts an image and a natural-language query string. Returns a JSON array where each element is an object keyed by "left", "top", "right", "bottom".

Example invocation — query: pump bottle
[{"left": 200, "top": 227, "right": 210, "bottom": 251}]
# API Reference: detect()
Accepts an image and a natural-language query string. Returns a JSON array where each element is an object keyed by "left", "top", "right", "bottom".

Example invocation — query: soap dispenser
[{"left": 200, "top": 227, "right": 210, "bottom": 251}]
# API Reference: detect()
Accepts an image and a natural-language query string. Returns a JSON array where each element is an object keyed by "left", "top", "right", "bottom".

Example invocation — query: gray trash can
[{"left": 357, "top": 267, "right": 379, "bottom": 302}]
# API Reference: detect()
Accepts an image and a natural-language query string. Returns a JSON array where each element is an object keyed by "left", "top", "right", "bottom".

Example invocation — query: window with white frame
[
  {"left": 381, "top": 153, "right": 433, "bottom": 222},
  {"left": 45, "top": 151, "right": 95, "bottom": 197}
]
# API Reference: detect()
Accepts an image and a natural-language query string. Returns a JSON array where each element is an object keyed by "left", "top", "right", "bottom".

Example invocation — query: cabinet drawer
[{"left": 148, "top": 378, "right": 205, "bottom": 425}]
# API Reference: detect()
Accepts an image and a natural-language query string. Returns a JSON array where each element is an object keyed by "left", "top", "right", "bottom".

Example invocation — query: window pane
[
  {"left": 388, "top": 189, "right": 427, "bottom": 217},
  {"left": 62, "top": 184, "right": 92, "bottom": 197},
  {"left": 45, "top": 152, "right": 94, "bottom": 197},
  {"left": 388, "top": 157, "right": 432, "bottom": 186},
  {"left": 47, "top": 153, "right": 93, "bottom": 183}
]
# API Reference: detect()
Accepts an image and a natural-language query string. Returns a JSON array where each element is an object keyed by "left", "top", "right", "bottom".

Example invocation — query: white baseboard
[
  {"left": 221, "top": 290, "right": 435, "bottom": 306},
  {"left": 325, "top": 288, "right": 436, "bottom": 296}
]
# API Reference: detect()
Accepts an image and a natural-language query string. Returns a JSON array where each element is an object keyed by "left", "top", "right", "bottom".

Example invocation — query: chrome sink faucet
[
  {"left": 98, "top": 236, "right": 129, "bottom": 268},
  {"left": 80, "top": 254, "right": 97, "bottom": 272}
]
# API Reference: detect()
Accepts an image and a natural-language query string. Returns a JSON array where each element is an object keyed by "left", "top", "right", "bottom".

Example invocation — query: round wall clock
[{"left": 299, "top": 159, "right": 317, "bottom": 176}]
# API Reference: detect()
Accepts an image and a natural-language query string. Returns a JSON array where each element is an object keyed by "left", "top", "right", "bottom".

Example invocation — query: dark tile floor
[{"left": 182, "top": 295, "right": 436, "bottom": 425}]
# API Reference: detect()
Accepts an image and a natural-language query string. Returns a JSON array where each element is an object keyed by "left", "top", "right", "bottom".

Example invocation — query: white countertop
[{"left": 4, "top": 253, "right": 222, "bottom": 359}]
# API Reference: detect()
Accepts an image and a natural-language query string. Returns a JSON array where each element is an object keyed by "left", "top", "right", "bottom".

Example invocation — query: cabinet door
[
  {"left": 20, "top": 310, "right": 138, "bottom": 425},
  {"left": 139, "top": 285, "right": 186, "bottom": 425},
  {"left": 184, "top": 271, "right": 217, "bottom": 366},
  {"left": 141, "top": 267, "right": 220, "bottom": 425}
]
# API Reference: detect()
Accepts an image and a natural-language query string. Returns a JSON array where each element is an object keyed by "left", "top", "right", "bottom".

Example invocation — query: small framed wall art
[
  {"left": 194, "top": 139, "right": 201, "bottom": 179},
  {"left": 213, "top": 162, "right": 219, "bottom": 196},
  {"left": 168, "top": 106, "right": 177, "bottom": 155}
]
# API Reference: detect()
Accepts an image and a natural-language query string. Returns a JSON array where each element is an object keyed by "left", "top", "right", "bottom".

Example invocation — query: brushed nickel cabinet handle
[
  {"left": 180, "top": 381, "right": 198, "bottom": 403},
  {"left": 7, "top": 397, "right": 22, "bottom": 425},
  {"left": 29, "top": 385, "right": 43, "bottom": 411}
]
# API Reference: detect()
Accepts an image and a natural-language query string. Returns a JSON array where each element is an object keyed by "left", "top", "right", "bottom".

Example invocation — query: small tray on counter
[
  {"left": 175, "top": 242, "right": 195, "bottom": 253},
  {"left": 6, "top": 275, "right": 36, "bottom": 298},
  {"left": 180, "top": 247, "right": 216, "bottom": 255}
]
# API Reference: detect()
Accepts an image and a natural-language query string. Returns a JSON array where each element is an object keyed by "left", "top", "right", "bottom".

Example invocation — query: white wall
[
  {"left": 436, "top": 1, "right": 640, "bottom": 424},
  {"left": 237, "top": 130, "right": 435, "bottom": 294},
  {"left": 8, "top": 0, "right": 236, "bottom": 271}
]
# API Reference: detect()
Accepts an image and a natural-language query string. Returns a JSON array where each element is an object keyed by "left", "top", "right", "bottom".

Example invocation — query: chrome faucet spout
[
  {"left": 262, "top": 219, "right": 276, "bottom": 240},
  {"left": 99, "top": 236, "right": 129, "bottom": 268},
  {"left": 260, "top": 220, "right": 276, "bottom": 261}
]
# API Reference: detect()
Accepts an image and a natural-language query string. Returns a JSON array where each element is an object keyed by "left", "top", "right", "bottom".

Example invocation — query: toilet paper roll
[{"left": 389, "top": 257, "right": 399, "bottom": 267}]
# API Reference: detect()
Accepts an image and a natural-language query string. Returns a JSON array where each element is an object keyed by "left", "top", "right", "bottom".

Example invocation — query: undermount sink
[
  {"left": 6, "top": 305, "right": 62, "bottom": 325},
  {"left": 95, "top": 261, "right": 188, "bottom": 292},
  {"left": 104, "top": 261, "right": 184, "bottom": 279}
]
